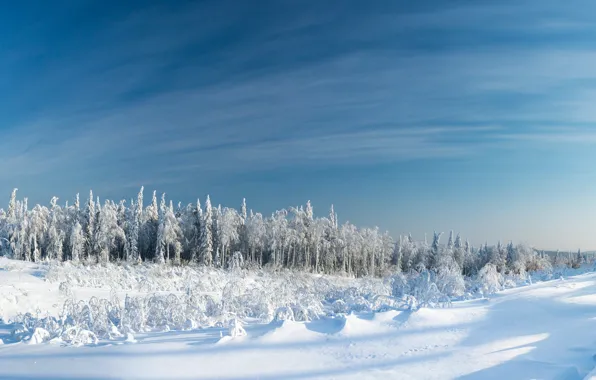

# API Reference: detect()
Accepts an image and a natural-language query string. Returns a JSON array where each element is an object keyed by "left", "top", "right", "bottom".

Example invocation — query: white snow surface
[{"left": 0, "top": 258, "right": 596, "bottom": 379}]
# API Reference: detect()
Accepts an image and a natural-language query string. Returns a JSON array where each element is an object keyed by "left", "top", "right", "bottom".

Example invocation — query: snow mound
[
  {"left": 216, "top": 319, "right": 248, "bottom": 345},
  {"left": 228, "top": 318, "right": 247, "bottom": 338},
  {"left": 405, "top": 305, "right": 487, "bottom": 329},
  {"left": 336, "top": 313, "right": 392, "bottom": 337},
  {"left": 26, "top": 328, "right": 50, "bottom": 345},
  {"left": 372, "top": 310, "right": 402, "bottom": 323},
  {"left": 259, "top": 320, "right": 321, "bottom": 343}
]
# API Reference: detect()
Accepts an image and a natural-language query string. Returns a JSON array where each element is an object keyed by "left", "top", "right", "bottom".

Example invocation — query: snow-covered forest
[
  {"left": 1, "top": 188, "right": 596, "bottom": 379},
  {"left": 0, "top": 188, "right": 579, "bottom": 279}
]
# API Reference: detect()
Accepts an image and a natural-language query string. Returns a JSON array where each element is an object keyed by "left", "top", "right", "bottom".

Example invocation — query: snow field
[{"left": 1, "top": 258, "right": 596, "bottom": 378}]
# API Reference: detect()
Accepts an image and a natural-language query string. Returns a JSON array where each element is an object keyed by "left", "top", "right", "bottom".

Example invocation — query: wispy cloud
[
  {"left": 498, "top": 130, "right": 596, "bottom": 144},
  {"left": 2, "top": 1, "right": 596, "bottom": 202}
]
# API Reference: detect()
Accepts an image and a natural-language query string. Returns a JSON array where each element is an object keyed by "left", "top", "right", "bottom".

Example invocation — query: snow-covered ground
[{"left": 1, "top": 259, "right": 596, "bottom": 379}]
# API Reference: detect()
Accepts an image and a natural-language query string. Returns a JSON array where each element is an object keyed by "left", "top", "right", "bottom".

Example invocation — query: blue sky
[{"left": 2, "top": 0, "right": 596, "bottom": 250}]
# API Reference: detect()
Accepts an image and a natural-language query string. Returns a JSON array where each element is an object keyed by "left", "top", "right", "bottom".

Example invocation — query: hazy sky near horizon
[{"left": 1, "top": 1, "right": 596, "bottom": 250}]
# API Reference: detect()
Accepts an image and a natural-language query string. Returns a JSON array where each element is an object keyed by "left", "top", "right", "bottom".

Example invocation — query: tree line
[{"left": 0, "top": 188, "right": 568, "bottom": 277}]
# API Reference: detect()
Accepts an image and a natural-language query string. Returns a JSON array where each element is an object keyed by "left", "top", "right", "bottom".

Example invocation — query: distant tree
[
  {"left": 0, "top": 187, "right": 583, "bottom": 279},
  {"left": 7, "top": 188, "right": 17, "bottom": 224},
  {"left": 46, "top": 197, "right": 64, "bottom": 261},
  {"left": 85, "top": 190, "right": 96, "bottom": 262},
  {"left": 247, "top": 211, "right": 266, "bottom": 265},
  {"left": 429, "top": 231, "right": 444, "bottom": 271},
  {"left": 200, "top": 195, "right": 214, "bottom": 266},
  {"left": 447, "top": 230, "right": 454, "bottom": 250},
  {"left": 127, "top": 187, "right": 143, "bottom": 263},
  {"left": 157, "top": 199, "right": 182, "bottom": 264},
  {"left": 219, "top": 207, "right": 240, "bottom": 268},
  {"left": 70, "top": 221, "right": 84, "bottom": 262},
  {"left": 453, "top": 233, "right": 464, "bottom": 270},
  {"left": 155, "top": 194, "right": 168, "bottom": 264},
  {"left": 95, "top": 200, "right": 125, "bottom": 263}
]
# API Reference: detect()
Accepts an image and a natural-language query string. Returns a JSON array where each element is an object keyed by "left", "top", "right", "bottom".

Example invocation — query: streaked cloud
[{"left": 1, "top": 0, "right": 596, "bottom": 208}]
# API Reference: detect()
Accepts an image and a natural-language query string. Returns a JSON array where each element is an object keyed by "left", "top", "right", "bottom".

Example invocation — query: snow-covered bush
[
  {"left": 389, "top": 270, "right": 454, "bottom": 309},
  {"left": 474, "top": 263, "right": 503, "bottom": 295},
  {"left": 408, "top": 270, "right": 450, "bottom": 308},
  {"left": 273, "top": 306, "right": 295, "bottom": 321},
  {"left": 45, "top": 261, "right": 231, "bottom": 294},
  {"left": 13, "top": 247, "right": 589, "bottom": 347},
  {"left": 228, "top": 318, "right": 246, "bottom": 338},
  {"left": 27, "top": 327, "right": 51, "bottom": 345},
  {"left": 525, "top": 253, "right": 552, "bottom": 273},
  {"left": 435, "top": 265, "right": 465, "bottom": 298},
  {"left": 58, "top": 281, "right": 73, "bottom": 298},
  {"left": 390, "top": 273, "right": 409, "bottom": 298}
]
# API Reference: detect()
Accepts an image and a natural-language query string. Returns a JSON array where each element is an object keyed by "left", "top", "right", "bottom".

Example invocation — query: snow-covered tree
[
  {"left": 186, "top": 200, "right": 202, "bottom": 263},
  {"left": 155, "top": 194, "right": 168, "bottom": 263},
  {"left": 156, "top": 197, "right": 183, "bottom": 264},
  {"left": 0, "top": 188, "right": 584, "bottom": 280},
  {"left": 126, "top": 187, "right": 143, "bottom": 263},
  {"left": 46, "top": 197, "right": 65, "bottom": 261},
  {"left": 428, "top": 231, "right": 444, "bottom": 271},
  {"left": 200, "top": 195, "right": 213, "bottom": 266},
  {"left": 141, "top": 191, "right": 159, "bottom": 261},
  {"left": 7, "top": 188, "right": 18, "bottom": 224},
  {"left": 95, "top": 200, "right": 125, "bottom": 263},
  {"left": 223, "top": 207, "right": 241, "bottom": 267},
  {"left": 85, "top": 190, "right": 96, "bottom": 261},
  {"left": 447, "top": 230, "right": 454, "bottom": 250},
  {"left": 70, "top": 221, "right": 84, "bottom": 262},
  {"left": 453, "top": 233, "right": 464, "bottom": 270},
  {"left": 247, "top": 211, "right": 266, "bottom": 265}
]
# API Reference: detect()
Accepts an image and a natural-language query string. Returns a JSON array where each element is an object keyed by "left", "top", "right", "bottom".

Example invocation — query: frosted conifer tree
[
  {"left": 74, "top": 193, "right": 80, "bottom": 215},
  {"left": 85, "top": 190, "right": 95, "bottom": 261},
  {"left": 7, "top": 188, "right": 17, "bottom": 224},
  {"left": 453, "top": 233, "right": 464, "bottom": 270},
  {"left": 155, "top": 193, "right": 167, "bottom": 263},
  {"left": 187, "top": 199, "right": 202, "bottom": 262},
  {"left": 329, "top": 205, "right": 337, "bottom": 229},
  {"left": 241, "top": 198, "right": 247, "bottom": 224},
  {"left": 95, "top": 200, "right": 125, "bottom": 263},
  {"left": 128, "top": 186, "right": 144, "bottom": 263},
  {"left": 167, "top": 200, "right": 183, "bottom": 264},
  {"left": 142, "top": 190, "right": 159, "bottom": 260},
  {"left": 1, "top": 187, "right": 579, "bottom": 278},
  {"left": 305, "top": 200, "right": 313, "bottom": 220},
  {"left": 238, "top": 198, "right": 248, "bottom": 257},
  {"left": 154, "top": 199, "right": 182, "bottom": 264},
  {"left": 394, "top": 235, "right": 403, "bottom": 269},
  {"left": 220, "top": 207, "right": 240, "bottom": 268},
  {"left": 200, "top": 195, "right": 213, "bottom": 266},
  {"left": 379, "top": 231, "right": 393, "bottom": 275},
  {"left": 28, "top": 204, "right": 47, "bottom": 262},
  {"left": 213, "top": 205, "right": 223, "bottom": 266},
  {"left": 429, "top": 231, "right": 443, "bottom": 270},
  {"left": 70, "top": 221, "right": 84, "bottom": 262},
  {"left": 46, "top": 197, "right": 64, "bottom": 261},
  {"left": 247, "top": 212, "right": 265, "bottom": 265}
]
